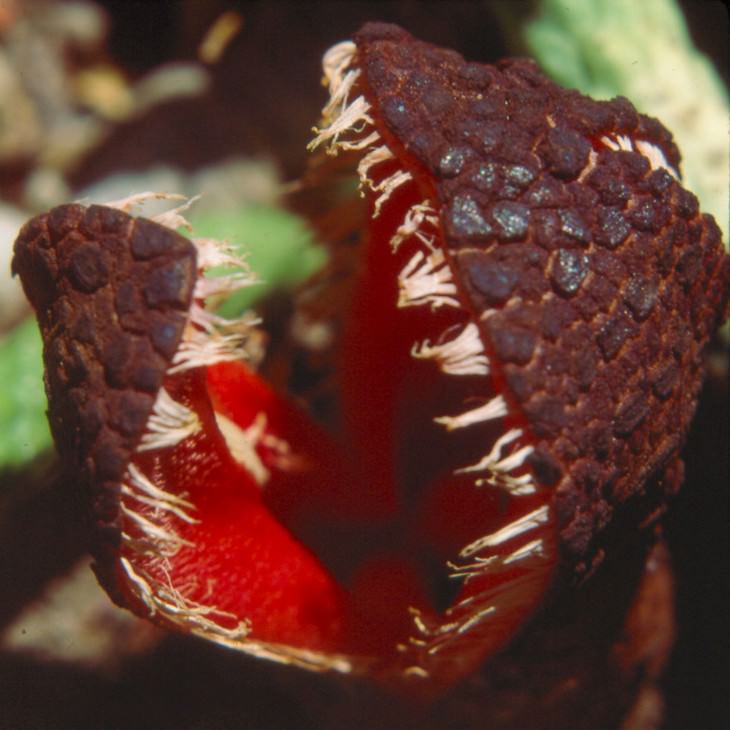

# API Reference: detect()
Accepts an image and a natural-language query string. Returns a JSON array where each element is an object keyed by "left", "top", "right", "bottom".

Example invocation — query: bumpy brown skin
[
  {"left": 354, "top": 23, "right": 730, "bottom": 575},
  {"left": 12, "top": 204, "right": 196, "bottom": 592}
]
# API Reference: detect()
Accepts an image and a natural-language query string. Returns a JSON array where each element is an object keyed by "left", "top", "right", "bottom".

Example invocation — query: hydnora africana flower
[{"left": 12, "top": 23, "right": 730, "bottom": 691}]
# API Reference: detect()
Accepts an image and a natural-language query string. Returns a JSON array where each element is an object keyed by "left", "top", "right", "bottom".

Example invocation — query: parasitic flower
[{"left": 12, "top": 24, "right": 730, "bottom": 692}]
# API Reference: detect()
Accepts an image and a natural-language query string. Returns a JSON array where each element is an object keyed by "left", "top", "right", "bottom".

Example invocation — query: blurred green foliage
[
  {"left": 0, "top": 318, "right": 51, "bottom": 467},
  {"left": 188, "top": 205, "right": 327, "bottom": 318}
]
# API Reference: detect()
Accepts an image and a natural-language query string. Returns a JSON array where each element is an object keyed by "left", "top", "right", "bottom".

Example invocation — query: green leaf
[
  {"left": 0, "top": 318, "right": 52, "bottom": 468},
  {"left": 188, "top": 205, "right": 328, "bottom": 318}
]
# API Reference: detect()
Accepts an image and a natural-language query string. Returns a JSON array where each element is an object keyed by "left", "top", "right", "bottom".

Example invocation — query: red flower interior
[
  {"left": 112, "top": 93, "right": 559, "bottom": 683},
  {"left": 113, "top": 179, "right": 557, "bottom": 682}
]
